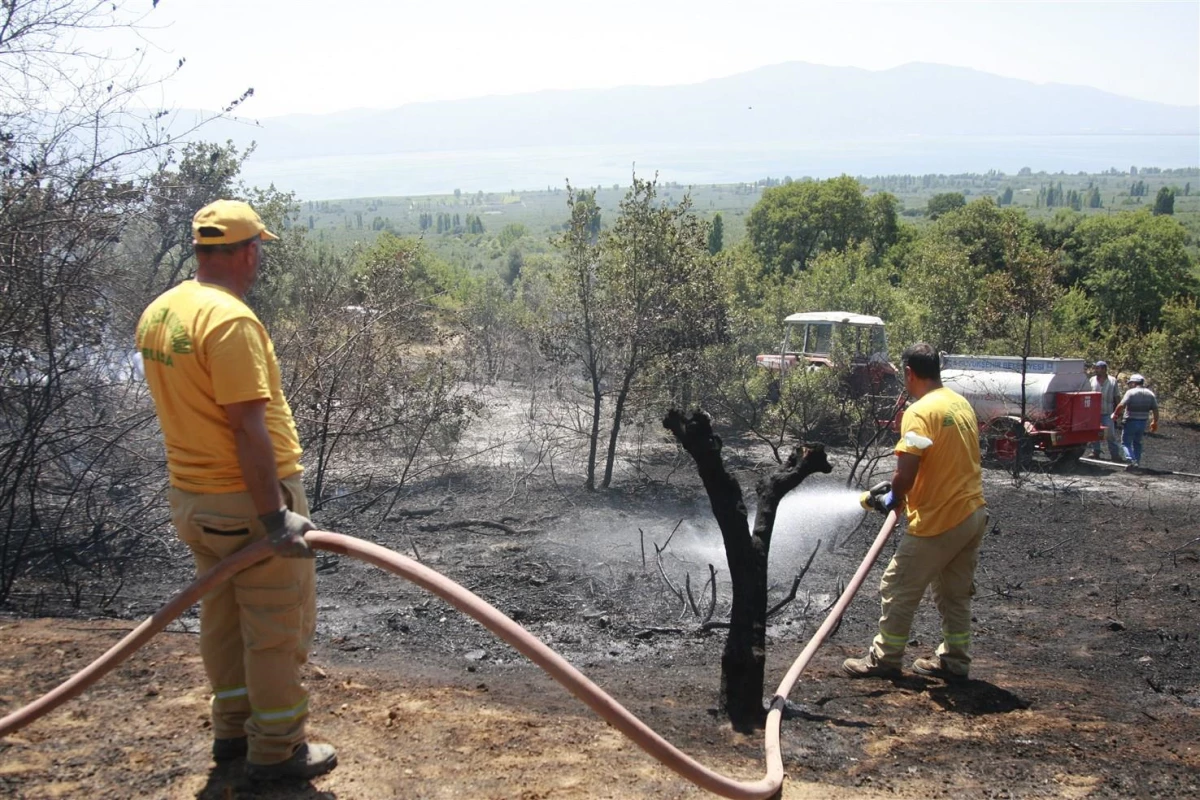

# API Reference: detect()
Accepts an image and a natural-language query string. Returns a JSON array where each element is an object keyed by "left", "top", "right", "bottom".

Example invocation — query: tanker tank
[{"left": 940, "top": 355, "right": 1090, "bottom": 423}]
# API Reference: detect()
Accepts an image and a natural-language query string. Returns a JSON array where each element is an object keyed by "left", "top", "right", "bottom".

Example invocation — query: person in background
[
  {"left": 842, "top": 342, "right": 988, "bottom": 682},
  {"left": 1088, "top": 361, "right": 1122, "bottom": 461},
  {"left": 1112, "top": 373, "right": 1159, "bottom": 470},
  {"left": 136, "top": 200, "right": 337, "bottom": 782}
]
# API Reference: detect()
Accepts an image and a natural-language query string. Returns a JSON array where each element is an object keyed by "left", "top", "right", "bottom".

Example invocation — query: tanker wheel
[
  {"left": 1046, "top": 445, "right": 1087, "bottom": 470},
  {"left": 981, "top": 418, "right": 1034, "bottom": 468}
]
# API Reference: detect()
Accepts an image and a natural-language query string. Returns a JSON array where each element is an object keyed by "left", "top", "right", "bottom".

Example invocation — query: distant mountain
[{"left": 185, "top": 62, "right": 1199, "bottom": 161}]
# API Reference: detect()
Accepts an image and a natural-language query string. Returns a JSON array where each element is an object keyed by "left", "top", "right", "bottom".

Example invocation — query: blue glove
[{"left": 864, "top": 482, "right": 897, "bottom": 514}]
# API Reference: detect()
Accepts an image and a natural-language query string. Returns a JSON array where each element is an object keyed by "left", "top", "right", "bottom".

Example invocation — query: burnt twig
[
  {"left": 655, "top": 555, "right": 684, "bottom": 605},
  {"left": 634, "top": 627, "right": 683, "bottom": 639},
  {"left": 655, "top": 518, "right": 684, "bottom": 554},
  {"left": 415, "top": 519, "right": 539, "bottom": 535},
  {"left": 702, "top": 563, "right": 717, "bottom": 625},
  {"left": 685, "top": 572, "right": 700, "bottom": 616},
  {"left": 766, "top": 540, "right": 821, "bottom": 619}
]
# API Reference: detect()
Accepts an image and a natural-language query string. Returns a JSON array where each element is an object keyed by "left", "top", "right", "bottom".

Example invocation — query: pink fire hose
[{"left": 0, "top": 513, "right": 898, "bottom": 799}]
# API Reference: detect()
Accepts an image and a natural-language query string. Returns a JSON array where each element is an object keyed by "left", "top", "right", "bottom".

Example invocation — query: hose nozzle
[{"left": 861, "top": 482, "right": 895, "bottom": 515}]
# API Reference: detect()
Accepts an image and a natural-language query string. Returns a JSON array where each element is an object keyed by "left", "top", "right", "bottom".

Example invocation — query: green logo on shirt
[
  {"left": 943, "top": 400, "right": 976, "bottom": 435},
  {"left": 137, "top": 307, "right": 193, "bottom": 357}
]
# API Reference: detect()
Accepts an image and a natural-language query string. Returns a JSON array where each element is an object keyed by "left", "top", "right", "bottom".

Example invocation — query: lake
[{"left": 239, "top": 135, "right": 1200, "bottom": 200}]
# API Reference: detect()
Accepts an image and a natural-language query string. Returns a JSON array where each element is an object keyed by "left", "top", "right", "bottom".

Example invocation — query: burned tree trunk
[{"left": 663, "top": 409, "right": 831, "bottom": 730}]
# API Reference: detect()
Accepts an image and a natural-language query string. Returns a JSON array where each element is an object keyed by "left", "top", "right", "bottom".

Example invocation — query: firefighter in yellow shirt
[
  {"left": 842, "top": 342, "right": 989, "bottom": 682},
  {"left": 136, "top": 200, "right": 337, "bottom": 781}
]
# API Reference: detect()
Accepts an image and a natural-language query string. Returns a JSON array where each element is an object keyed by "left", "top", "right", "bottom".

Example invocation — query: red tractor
[{"left": 756, "top": 311, "right": 900, "bottom": 400}]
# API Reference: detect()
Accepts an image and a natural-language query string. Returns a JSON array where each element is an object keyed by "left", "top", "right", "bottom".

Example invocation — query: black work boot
[
  {"left": 246, "top": 742, "right": 338, "bottom": 782},
  {"left": 212, "top": 736, "right": 248, "bottom": 762}
]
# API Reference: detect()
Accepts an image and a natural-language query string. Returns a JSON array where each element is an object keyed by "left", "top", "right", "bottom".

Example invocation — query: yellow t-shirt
[
  {"left": 895, "top": 387, "right": 985, "bottom": 536},
  {"left": 136, "top": 281, "right": 303, "bottom": 493}
]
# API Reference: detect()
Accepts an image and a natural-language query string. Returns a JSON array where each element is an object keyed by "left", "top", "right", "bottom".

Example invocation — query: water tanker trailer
[{"left": 940, "top": 354, "right": 1104, "bottom": 466}]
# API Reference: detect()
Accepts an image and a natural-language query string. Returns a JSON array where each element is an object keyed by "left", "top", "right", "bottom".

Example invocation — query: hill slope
[{"left": 188, "top": 61, "right": 1199, "bottom": 160}]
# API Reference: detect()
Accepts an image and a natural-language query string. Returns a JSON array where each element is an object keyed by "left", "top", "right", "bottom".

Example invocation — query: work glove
[
  {"left": 1150, "top": 419, "right": 1158, "bottom": 433},
  {"left": 864, "top": 481, "right": 897, "bottom": 515},
  {"left": 258, "top": 507, "right": 315, "bottom": 558}
]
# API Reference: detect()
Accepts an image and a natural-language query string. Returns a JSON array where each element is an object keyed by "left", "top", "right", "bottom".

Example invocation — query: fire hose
[{"left": 0, "top": 512, "right": 898, "bottom": 799}]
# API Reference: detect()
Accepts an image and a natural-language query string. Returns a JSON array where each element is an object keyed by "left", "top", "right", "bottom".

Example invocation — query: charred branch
[
  {"left": 767, "top": 541, "right": 821, "bottom": 619},
  {"left": 415, "top": 519, "right": 540, "bottom": 535},
  {"left": 655, "top": 553, "right": 685, "bottom": 606},
  {"left": 685, "top": 572, "right": 700, "bottom": 616},
  {"left": 753, "top": 445, "right": 833, "bottom": 551},
  {"left": 634, "top": 627, "right": 684, "bottom": 639},
  {"left": 703, "top": 563, "right": 718, "bottom": 624}
]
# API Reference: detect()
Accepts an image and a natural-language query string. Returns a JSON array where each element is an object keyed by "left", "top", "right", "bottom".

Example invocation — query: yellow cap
[{"left": 192, "top": 199, "right": 278, "bottom": 246}]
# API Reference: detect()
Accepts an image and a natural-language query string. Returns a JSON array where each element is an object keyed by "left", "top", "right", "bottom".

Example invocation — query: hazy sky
[{"left": 130, "top": 0, "right": 1199, "bottom": 118}]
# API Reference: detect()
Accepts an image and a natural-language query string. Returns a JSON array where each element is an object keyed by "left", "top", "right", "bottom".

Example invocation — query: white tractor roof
[{"left": 783, "top": 311, "right": 885, "bottom": 326}]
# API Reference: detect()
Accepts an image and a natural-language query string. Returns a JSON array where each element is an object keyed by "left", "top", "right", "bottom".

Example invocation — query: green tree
[
  {"left": 978, "top": 223, "right": 1063, "bottom": 356},
  {"left": 902, "top": 235, "right": 984, "bottom": 353},
  {"left": 999, "top": 187, "right": 1014, "bottom": 206},
  {"left": 865, "top": 192, "right": 901, "bottom": 258},
  {"left": 572, "top": 189, "right": 602, "bottom": 242},
  {"left": 708, "top": 212, "right": 724, "bottom": 254},
  {"left": 1068, "top": 212, "right": 1195, "bottom": 333},
  {"left": 745, "top": 175, "right": 879, "bottom": 275},
  {"left": 1044, "top": 287, "right": 1103, "bottom": 357},
  {"left": 798, "top": 244, "right": 900, "bottom": 323},
  {"left": 596, "top": 176, "right": 724, "bottom": 488},
  {"left": 502, "top": 247, "right": 524, "bottom": 286},
  {"left": 541, "top": 185, "right": 608, "bottom": 490},
  {"left": 1153, "top": 187, "right": 1175, "bottom": 215},
  {"left": 351, "top": 233, "right": 460, "bottom": 317},
  {"left": 926, "top": 192, "right": 966, "bottom": 219},
  {"left": 930, "top": 198, "right": 1029, "bottom": 275},
  {"left": 274, "top": 239, "right": 481, "bottom": 511},
  {"left": 1142, "top": 298, "right": 1200, "bottom": 419},
  {"left": 497, "top": 223, "right": 527, "bottom": 249},
  {"left": 459, "top": 275, "right": 518, "bottom": 384}
]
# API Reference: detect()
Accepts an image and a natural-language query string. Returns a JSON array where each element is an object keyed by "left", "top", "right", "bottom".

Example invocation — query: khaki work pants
[
  {"left": 169, "top": 473, "right": 316, "bottom": 765},
  {"left": 870, "top": 506, "right": 988, "bottom": 675}
]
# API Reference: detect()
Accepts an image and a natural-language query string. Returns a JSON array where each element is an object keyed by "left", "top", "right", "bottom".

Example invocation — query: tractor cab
[{"left": 756, "top": 311, "right": 897, "bottom": 395}]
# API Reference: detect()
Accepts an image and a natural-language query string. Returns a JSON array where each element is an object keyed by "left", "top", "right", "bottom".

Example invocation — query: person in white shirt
[{"left": 1088, "top": 361, "right": 1122, "bottom": 460}]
